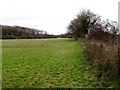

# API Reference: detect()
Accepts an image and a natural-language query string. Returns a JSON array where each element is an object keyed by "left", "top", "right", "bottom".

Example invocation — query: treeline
[
  {"left": 1, "top": 25, "right": 65, "bottom": 39},
  {"left": 67, "top": 9, "right": 120, "bottom": 87}
]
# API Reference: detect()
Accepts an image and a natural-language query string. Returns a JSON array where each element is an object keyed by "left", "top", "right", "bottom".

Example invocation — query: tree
[
  {"left": 67, "top": 9, "right": 100, "bottom": 39},
  {"left": 102, "top": 19, "right": 119, "bottom": 34},
  {"left": 101, "top": 19, "right": 119, "bottom": 44}
]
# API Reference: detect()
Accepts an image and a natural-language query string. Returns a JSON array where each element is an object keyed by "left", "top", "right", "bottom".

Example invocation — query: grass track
[{"left": 2, "top": 38, "right": 102, "bottom": 88}]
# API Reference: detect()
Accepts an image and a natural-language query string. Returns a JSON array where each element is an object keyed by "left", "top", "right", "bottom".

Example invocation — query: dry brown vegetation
[{"left": 78, "top": 37, "right": 120, "bottom": 86}]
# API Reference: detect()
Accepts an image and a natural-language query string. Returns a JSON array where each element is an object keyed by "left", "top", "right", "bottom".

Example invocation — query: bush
[{"left": 80, "top": 38, "right": 120, "bottom": 86}]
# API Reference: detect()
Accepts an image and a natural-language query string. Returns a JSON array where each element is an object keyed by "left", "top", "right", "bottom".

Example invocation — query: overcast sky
[{"left": 0, "top": 0, "right": 119, "bottom": 35}]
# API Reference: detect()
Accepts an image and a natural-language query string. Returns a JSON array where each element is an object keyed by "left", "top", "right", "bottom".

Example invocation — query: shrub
[{"left": 81, "top": 38, "right": 120, "bottom": 86}]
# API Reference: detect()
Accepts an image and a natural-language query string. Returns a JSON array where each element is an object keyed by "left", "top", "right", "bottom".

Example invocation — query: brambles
[{"left": 81, "top": 37, "right": 120, "bottom": 86}]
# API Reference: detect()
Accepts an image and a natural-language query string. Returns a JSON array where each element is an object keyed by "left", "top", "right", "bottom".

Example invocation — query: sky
[{"left": 0, "top": 0, "right": 119, "bottom": 35}]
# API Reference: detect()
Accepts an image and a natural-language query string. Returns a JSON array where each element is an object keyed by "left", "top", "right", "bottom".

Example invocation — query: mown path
[{"left": 2, "top": 38, "right": 102, "bottom": 88}]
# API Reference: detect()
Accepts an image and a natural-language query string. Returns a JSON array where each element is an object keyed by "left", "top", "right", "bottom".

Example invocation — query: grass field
[{"left": 2, "top": 38, "right": 102, "bottom": 88}]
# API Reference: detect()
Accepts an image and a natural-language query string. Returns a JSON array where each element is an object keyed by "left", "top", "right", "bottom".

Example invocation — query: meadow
[{"left": 2, "top": 38, "right": 103, "bottom": 88}]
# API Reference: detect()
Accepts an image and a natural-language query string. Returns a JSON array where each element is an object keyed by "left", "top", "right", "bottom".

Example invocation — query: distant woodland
[{"left": 1, "top": 25, "right": 67, "bottom": 39}]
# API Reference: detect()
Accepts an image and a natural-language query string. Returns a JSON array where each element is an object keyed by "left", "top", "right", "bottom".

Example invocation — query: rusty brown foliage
[{"left": 78, "top": 36, "right": 120, "bottom": 85}]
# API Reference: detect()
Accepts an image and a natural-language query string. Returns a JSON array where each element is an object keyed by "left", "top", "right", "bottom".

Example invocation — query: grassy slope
[{"left": 2, "top": 38, "right": 102, "bottom": 88}]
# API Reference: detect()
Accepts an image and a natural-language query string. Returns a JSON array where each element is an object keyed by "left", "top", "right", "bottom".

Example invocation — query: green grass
[{"left": 2, "top": 38, "right": 102, "bottom": 88}]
